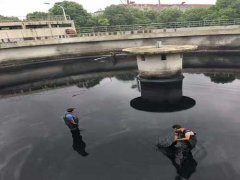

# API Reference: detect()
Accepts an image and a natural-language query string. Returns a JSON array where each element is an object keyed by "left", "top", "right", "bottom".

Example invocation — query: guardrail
[{"left": 76, "top": 18, "right": 240, "bottom": 34}]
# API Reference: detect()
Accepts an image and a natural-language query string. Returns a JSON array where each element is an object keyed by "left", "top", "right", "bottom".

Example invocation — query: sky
[{"left": 0, "top": 0, "right": 217, "bottom": 18}]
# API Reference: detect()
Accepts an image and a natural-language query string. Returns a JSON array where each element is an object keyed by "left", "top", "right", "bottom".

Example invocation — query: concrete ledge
[
  {"left": 1, "top": 25, "right": 240, "bottom": 49},
  {"left": 1, "top": 25, "right": 240, "bottom": 63}
]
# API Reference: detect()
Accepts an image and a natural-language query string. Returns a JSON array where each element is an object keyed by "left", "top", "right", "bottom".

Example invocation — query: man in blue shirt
[
  {"left": 63, "top": 108, "right": 79, "bottom": 131},
  {"left": 63, "top": 108, "right": 89, "bottom": 156}
]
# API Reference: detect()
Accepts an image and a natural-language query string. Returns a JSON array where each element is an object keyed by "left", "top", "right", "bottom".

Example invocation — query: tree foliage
[
  {"left": 3, "top": 0, "right": 240, "bottom": 29},
  {"left": 182, "top": 8, "right": 210, "bottom": 21},
  {"left": 157, "top": 9, "right": 183, "bottom": 23},
  {"left": 91, "top": 15, "right": 110, "bottom": 26},
  {"left": 0, "top": 15, "right": 19, "bottom": 21},
  {"left": 49, "top": 1, "right": 92, "bottom": 28},
  {"left": 104, "top": 5, "right": 136, "bottom": 25},
  {"left": 26, "top": 12, "right": 49, "bottom": 20},
  {"left": 216, "top": 0, "right": 236, "bottom": 8},
  {"left": 210, "top": 0, "right": 240, "bottom": 19}
]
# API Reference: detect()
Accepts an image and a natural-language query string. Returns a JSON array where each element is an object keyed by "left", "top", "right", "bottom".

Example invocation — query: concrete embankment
[
  {"left": 184, "top": 53, "right": 240, "bottom": 68},
  {"left": 1, "top": 25, "right": 240, "bottom": 64}
]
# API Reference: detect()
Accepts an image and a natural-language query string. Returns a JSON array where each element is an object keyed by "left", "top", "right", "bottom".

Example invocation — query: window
[
  {"left": 161, "top": 54, "right": 167, "bottom": 60},
  {"left": 140, "top": 55, "right": 145, "bottom": 61},
  {"left": 26, "top": 25, "right": 48, "bottom": 29}
]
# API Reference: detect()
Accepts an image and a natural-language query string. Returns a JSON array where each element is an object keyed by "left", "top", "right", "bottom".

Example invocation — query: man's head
[
  {"left": 67, "top": 108, "right": 75, "bottom": 113},
  {"left": 172, "top": 124, "right": 182, "bottom": 132}
]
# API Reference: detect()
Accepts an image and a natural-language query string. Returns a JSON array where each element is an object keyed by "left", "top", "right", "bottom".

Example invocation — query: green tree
[
  {"left": 128, "top": 8, "right": 148, "bottom": 24},
  {"left": 26, "top": 12, "right": 49, "bottom": 20},
  {"left": 157, "top": 9, "right": 183, "bottom": 23},
  {"left": 183, "top": 8, "right": 210, "bottom": 21},
  {"left": 91, "top": 15, "right": 110, "bottom": 26},
  {"left": 143, "top": 10, "right": 159, "bottom": 23},
  {"left": 49, "top": 1, "right": 92, "bottom": 28},
  {"left": 216, "top": 0, "right": 236, "bottom": 8},
  {"left": 203, "top": 6, "right": 221, "bottom": 20},
  {"left": 207, "top": 0, "right": 240, "bottom": 19},
  {"left": 104, "top": 5, "right": 135, "bottom": 25},
  {"left": 0, "top": 15, "right": 19, "bottom": 22}
]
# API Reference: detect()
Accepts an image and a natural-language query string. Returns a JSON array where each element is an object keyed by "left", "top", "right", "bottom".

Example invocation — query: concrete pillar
[{"left": 137, "top": 53, "right": 183, "bottom": 79}]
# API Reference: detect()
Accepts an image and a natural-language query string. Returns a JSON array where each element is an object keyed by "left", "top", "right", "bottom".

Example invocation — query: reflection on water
[
  {"left": 204, "top": 73, "right": 237, "bottom": 84},
  {"left": 157, "top": 145, "right": 197, "bottom": 180},
  {"left": 0, "top": 54, "right": 137, "bottom": 89},
  {"left": 71, "top": 128, "right": 89, "bottom": 157},
  {"left": 76, "top": 77, "right": 105, "bottom": 89},
  {"left": 114, "top": 73, "right": 136, "bottom": 81},
  {"left": 0, "top": 71, "right": 138, "bottom": 97}
]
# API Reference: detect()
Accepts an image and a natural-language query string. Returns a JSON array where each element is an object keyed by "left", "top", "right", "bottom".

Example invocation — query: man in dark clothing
[
  {"left": 63, "top": 108, "right": 88, "bottom": 156},
  {"left": 156, "top": 125, "right": 197, "bottom": 179},
  {"left": 172, "top": 124, "right": 197, "bottom": 150}
]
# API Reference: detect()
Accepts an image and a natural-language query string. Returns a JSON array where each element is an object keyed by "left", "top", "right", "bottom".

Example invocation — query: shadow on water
[
  {"left": 130, "top": 76, "right": 196, "bottom": 112},
  {"left": 130, "top": 96, "right": 196, "bottom": 113},
  {"left": 70, "top": 128, "right": 89, "bottom": 157}
]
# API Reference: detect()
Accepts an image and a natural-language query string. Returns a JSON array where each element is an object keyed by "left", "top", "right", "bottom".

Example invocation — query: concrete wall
[
  {"left": 2, "top": 25, "right": 240, "bottom": 63},
  {"left": 0, "top": 54, "right": 137, "bottom": 88}
]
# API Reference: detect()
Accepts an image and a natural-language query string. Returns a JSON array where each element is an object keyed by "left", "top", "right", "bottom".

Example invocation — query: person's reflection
[
  {"left": 157, "top": 144, "right": 197, "bottom": 180},
  {"left": 71, "top": 128, "right": 89, "bottom": 157}
]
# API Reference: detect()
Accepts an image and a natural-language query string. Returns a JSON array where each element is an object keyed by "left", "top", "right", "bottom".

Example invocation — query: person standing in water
[
  {"left": 63, "top": 108, "right": 88, "bottom": 156},
  {"left": 64, "top": 108, "right": 79, "bottom": 130},
  {"left": 156, "top": 125, "right": 198, "bottom": 179},
  {"left": 172, "top": 124, "right": 197, "bottom": 150}
]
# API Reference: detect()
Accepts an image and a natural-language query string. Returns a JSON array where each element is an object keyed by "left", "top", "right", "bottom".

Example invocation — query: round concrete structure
[
  {"left": 123, "top": 45, "right": 198, "bottom": 55},
  {"left": 123, "top": 45, "right": 197, "bottom": 78}
]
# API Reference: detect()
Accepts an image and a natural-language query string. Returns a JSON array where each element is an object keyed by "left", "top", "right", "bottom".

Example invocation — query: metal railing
[{"left": 76, "top": 18, "right": 240, "bottom": 34}]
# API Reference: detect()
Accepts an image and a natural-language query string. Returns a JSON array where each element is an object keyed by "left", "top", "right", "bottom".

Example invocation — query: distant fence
[{"left": 76, "top": 18, "right": 240, "bottom": 34}]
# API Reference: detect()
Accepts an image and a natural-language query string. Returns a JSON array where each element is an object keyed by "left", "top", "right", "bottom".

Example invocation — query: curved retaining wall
[
  {"left": 0, "top": 54, "right": 137, "bottom": 88},
  {"left": 2, "top": 25, "right": 240, "bottom": 63}
]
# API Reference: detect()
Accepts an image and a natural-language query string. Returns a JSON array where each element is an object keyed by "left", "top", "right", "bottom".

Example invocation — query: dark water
[{"left": 0, "top": 70, "right": 240, "bottom": 180}]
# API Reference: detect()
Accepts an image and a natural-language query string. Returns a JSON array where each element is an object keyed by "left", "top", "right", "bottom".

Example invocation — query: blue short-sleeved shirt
[{"left": 64, "top": 112, "right": 77, "bottom": 122}]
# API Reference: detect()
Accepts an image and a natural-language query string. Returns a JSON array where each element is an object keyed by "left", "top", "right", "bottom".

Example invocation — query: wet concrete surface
[{"left": 0, "top": 72, "right": 240, "bottom": 180}]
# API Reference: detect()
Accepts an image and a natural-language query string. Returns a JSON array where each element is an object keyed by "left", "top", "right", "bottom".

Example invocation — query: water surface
[{"left": 0, "top": 71, "right": 240, "bottom": 180}]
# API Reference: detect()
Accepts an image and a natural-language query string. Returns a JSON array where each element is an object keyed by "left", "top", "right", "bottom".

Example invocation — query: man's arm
[
  {"left": 70, "top": 120, "right": 77, "bottom": 125},
  {"left": 176, "top": 132, "right": 191, "bottom": 141},
  {"left": 174, "top": 133, "right": 178, "bottom": 141}
]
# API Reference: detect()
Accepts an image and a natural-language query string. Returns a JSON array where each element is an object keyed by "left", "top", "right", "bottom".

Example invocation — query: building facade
[
  {"left": 128, "top": 3, "right": 213, "bottom": 12},
  {"left": 0, "top": 17, "right": 76, "bottom": 43}
]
